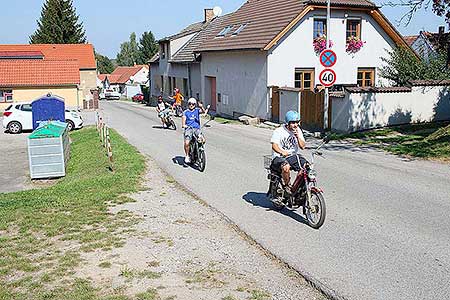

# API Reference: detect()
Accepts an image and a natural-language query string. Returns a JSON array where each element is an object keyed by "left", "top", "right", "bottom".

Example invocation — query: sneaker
[{"left": 184, "top": 156, "right": 191, "bottom": 164}]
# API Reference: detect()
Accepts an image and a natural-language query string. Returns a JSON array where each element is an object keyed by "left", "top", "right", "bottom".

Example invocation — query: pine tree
[
  {"left": 30, "top": 0, "right": 87, "bottom": 44},
  {"left": 116, "top": 33, "right": 139, "bottom": 66},
  {"left": 95, "top": 52, "right": 115, "bottom": 74},
  {"left": 137, "top": 31, "right": 158, "bottom": 64}
]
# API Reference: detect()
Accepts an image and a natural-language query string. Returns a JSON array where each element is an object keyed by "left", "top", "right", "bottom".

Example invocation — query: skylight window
[
  {"left": 232, "top": 24, "right": 247, "bottom": 35},
  {"left": 217, "top": 26, "right": 233, "bottom": 37}
]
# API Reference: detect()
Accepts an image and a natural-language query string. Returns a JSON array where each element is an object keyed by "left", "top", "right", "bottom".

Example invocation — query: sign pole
[{"left": 324, "top": 0, "right": 331, "bottom": 130}]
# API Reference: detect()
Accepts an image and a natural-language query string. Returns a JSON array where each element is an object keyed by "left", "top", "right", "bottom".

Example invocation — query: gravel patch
[{"left": 76, "top": 158, "right": 326, "bottom": 300}]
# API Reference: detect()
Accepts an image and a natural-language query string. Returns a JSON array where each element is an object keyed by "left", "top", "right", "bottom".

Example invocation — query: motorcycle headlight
[{"left": 307, "top": 169, "right": 317, "bottom": 180}]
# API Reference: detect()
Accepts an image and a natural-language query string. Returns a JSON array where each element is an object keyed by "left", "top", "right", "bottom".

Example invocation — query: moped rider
[
  {"left": 270, "top": 110, "right": 307, "bottom": 193},
  {"left": 169, "top": 88, "right": 184, "bottom": 110},
  {"left": 181, "top": 98, "right": 209, "bottom": 164},
  {"left": 156, "top": 95, "right": 171, "bottom": 127}
]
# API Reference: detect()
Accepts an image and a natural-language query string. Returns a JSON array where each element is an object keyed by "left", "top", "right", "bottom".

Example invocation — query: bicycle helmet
[
  {"left": 285, "top": 110, "right": 301, "bottom": 123},
  {"left": 188, "top": 98, "right": 197, "bottom": 105},
  {"left": 175, "top": 88, "right": 180, "bottom": 93}
]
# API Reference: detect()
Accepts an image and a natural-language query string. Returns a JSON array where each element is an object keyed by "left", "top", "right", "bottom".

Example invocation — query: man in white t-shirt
[{"left": 270, "top": 110, "right": 307, "bottom": 192}]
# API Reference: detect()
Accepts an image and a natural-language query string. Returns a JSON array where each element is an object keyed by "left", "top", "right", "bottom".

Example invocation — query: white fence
[{"left": 331, "top": 84, "right": 450, "bottom": 132}]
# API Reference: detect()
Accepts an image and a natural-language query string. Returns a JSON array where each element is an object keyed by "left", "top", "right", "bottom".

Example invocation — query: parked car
[
  {"left": 132, "top": 93, "right": 144, "bottom": 103},
  {"left": 2, "top": 102, "right": 83, "bottom": 134},
  {"left": 105, "top": 89, "right": 121, "bottom": 100},
  {"left": 99, "top": 92, "right": 106, "bottom": 100}
]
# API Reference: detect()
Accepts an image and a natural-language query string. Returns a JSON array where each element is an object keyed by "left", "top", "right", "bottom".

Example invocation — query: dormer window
[
  {"left": 232, "top": 24, "right": 247, "bottom": 35},
  {"left": 217, "top": 26, "right": 233, "bottom": 37}
]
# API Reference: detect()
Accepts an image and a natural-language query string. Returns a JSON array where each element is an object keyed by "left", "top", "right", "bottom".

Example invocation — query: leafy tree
[
  {"left": 385, "top": 0, "right": 450, "bottom": 25},
  {"left": 137, "top": 31, "right": 158, "bottom": 64},
  {"left": 30, "top": 0, "right": 86, "bottom": 44},
  {"left": 95, "top": 52, "right": 115, "bottom": 74},
  {"left": 116, "top": 32, "right": 139, "bottom": 66},
  {"left": 380, "top": 47, "right": 450, "bottom": 85}
]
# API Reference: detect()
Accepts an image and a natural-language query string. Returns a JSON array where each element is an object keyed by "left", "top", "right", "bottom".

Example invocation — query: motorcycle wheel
[
  {"left": 305, "top": 190, "right": 326, "bottom": 229},
  {"left": 198, "top": 149, "right": 206, "bottom": 172},
  {"left": 169, "top": 119, "right": 177, "bottom": 130},
  {"left": 176, "top": 106, "right": 183, "bottom": 117}
]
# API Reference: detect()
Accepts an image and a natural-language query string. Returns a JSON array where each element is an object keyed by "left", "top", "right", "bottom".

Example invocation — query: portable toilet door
[{"left": 32, "top": 94, "right": 65, "bottom": 130}]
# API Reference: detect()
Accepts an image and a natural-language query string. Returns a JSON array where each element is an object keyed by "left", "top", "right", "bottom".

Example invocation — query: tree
[
  {"left": 380, "top": 47, "right": 450, "bottom": 85},
  {"left": 137, "top": 31, "right": 158, "bottom": 64},
  {"left": 30, "top": 0, "right": 86, "bottom": 44},
  {"left": 95, "top": 52, "right": 115, "bottom": 74},
  {"left": 116, "top": 32, "right": 139, "bottom": 66},
  {"left": 385, "top": 0, "right": 450, "bottom": 25}
]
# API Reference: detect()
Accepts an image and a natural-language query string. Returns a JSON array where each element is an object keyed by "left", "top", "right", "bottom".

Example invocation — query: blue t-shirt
[{"left": 184, "top": 108, "right": 201, "bottom": 129}]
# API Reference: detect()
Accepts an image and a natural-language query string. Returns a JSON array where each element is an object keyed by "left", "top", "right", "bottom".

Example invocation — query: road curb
[{"left": 151, "top": 157, "right": 349, "bottom": 300}]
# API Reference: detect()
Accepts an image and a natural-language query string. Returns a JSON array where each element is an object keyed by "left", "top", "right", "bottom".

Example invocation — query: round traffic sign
[
  {"left": 319, "top": 69, "right": 337, "bottom": 87},
  {"left": 320, "top": 49, "right": 337, "bottom": 68}
]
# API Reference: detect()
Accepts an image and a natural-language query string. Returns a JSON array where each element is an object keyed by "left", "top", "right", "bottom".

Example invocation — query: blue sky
[{"left": 0, "top": 0, "right": 445, "bottom": 58}]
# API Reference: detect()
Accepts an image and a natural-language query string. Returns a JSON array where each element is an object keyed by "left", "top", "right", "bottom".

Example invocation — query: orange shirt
[{"left": 174, "top": 93, "right": 183, "bottom": 105}]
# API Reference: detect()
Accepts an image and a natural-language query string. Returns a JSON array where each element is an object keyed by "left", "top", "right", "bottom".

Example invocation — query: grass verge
[
  {"left": 0, "top": 127, "right": 147, "bottom": 299},
  {"left": 330, "top": 122, "right": 450, "bottom": 160}
]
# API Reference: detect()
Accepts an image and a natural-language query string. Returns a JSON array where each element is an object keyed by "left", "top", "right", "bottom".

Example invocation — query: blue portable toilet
[{"left": 32, "top": 94, "right": 65, "bottom": 130}]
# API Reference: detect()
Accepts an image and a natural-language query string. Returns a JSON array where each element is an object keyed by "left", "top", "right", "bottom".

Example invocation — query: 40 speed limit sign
[{"left": 319, "top": 69, "right": 337, "bottom": 87}]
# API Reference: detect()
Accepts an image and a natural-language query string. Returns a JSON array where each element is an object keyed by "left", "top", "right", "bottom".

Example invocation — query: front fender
[{"left": 311, "top": 186, "right": 323, "bottom": 193}]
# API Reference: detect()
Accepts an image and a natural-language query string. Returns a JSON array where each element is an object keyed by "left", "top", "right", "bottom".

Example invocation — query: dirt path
[{"left": 76, "top": 158, "right": 326, "bottom": 300}]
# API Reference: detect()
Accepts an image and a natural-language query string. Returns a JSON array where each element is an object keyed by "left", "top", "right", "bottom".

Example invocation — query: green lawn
[
  {"left": 331, "top": 122, "right": 450, "bottom": 160},
  {"left": 0, "top": 127, "right": 152, "bottom": 299}
]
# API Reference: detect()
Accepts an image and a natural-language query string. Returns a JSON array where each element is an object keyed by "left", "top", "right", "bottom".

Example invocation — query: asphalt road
[{"left": 101, "top": 101, "right": 450, "bottom": 300}]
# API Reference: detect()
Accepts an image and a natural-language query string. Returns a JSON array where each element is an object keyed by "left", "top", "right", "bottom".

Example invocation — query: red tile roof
[
  {"left": 0, "top": 59, "right": 80, "bottom": 87},
  {"left": 110, "top": 66, "right": 147, "bottom": 84},
  {"left": 403, "top": 35, "right": 418, "bottom": 46},
  {"left": 0, "top": 44, "right": 96, "bottom": 69},
  {"left": 98, "top": 74, "right": 108, "bottom": 82}
]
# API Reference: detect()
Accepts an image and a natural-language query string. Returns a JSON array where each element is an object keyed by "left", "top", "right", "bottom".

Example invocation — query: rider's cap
[
  {"left": 188, "top": 98, "right": 197, "bottom": 105},
  {"left": 175, "top": 88, "right": 180, "bottom": 93},
  {"left": 285, "top": 110, "right": 301, "bottom": 123}
]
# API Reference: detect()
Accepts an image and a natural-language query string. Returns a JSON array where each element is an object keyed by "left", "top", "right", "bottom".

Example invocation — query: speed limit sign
[{"left": 319, "top": 69, "right": 337, "bottom": 87}]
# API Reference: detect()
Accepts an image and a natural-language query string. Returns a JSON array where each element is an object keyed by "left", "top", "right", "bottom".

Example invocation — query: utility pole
[{"left": 323, "top": 0, "right": 331, "bottom": 130}]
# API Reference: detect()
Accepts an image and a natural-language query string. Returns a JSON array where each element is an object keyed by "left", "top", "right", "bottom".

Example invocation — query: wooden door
[
  {"left": 208, "top": 77, "right": 217, "bottom": 111},
  {"left": 300, "top": 91, "right": 325, "bottom": 130},
  {"left": 271, "top": 87, "right": 280, "bottom": 123}
]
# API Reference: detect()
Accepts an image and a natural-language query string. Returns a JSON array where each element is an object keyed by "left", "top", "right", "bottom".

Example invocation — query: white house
[
  {"left": 101, "top": 65, "right": 149, "bottom": 98},
  {"left": 150, "top": 9, "right": 216, "bottom": 100},
  {"left": 195, "top": 0, "right": 410, "bottom": 123}
]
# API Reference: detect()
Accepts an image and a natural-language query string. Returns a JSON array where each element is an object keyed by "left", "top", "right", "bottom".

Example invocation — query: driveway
[
  {"left": 0, "top": 111, "right": 95, "bottom": 194},
  {"left": 101, "top": 101, "right": 450, "bottom": 300},
  {"left": 0, "top": 121, "right": 30, "bottom": 193}
]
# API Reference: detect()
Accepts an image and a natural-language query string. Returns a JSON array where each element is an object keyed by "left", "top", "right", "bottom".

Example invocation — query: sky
[{"left": 0, "top": 0, "right": 445, "bottom": 58}]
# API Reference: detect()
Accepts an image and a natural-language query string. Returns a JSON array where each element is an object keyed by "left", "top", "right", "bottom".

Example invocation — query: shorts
[
  {"left": 158, "top": 109, "right": 170, "bottom": 118},
  {"left": 184, "top": 128, "right": 201, "bottom": 141},
  {"left": 271, "top": 154, "right": 308, "bottom": 173}
]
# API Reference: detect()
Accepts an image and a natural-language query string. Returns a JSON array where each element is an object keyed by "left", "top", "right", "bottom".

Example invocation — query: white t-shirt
[
  {"left": 270, "top": 125, "right": 305, "bottom": 158},
  {"left": 157, "top": 102, "right": 166, "bottom": 111}
]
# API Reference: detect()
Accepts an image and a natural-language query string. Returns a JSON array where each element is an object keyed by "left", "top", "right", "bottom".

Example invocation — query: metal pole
[{"left": 324, "top": 0, "right": 331, "bottom": 130}]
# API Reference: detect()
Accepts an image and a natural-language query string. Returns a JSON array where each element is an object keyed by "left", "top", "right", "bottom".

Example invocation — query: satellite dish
[{"left": 213, "top": 6, "right": 223, "bottom": 17}]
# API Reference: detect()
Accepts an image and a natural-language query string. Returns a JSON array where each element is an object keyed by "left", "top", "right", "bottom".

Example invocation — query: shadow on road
[
  {"left": 172, "top": 156, "right": 188, "bottom": 168},
  {"left": 242, "top": 192, "right": 309, "bottom": 225},
  {"left": 152, "top": 125, "right": 166, "bottom": 130}
]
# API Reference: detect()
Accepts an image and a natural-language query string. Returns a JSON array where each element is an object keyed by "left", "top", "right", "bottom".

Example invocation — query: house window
[
  {"left": 232, "top": 24, "right": 247, "bottom": 35},
  {"left": 0, "top": 90, "right": 13, "bottom": 103},
  {"left": 217, "top": 26, "right": 233, "bottom": 37},
  {"left": 346, "top": 19, "right": 361, "bottom": 40},
  {"left": 357, "top": 68, "right": 375, "bottom": 87},
  {"left": 295, "top": 69, "right": 315, "bottom": 90},
  {"left": 313, "top": 19, "right": 327, "bottom": 38}
]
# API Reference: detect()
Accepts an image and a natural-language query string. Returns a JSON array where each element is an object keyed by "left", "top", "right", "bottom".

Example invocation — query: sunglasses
[{"left": 188, "top": 103, "right": 195, "bottom": 106}]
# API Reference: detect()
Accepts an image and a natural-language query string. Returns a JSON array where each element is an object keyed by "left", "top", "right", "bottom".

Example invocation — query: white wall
[
  {"left": 331, "top": 85, "right": 450, "bottom": 132},
  {"left": 267, "top": 9, "right": 396, "bottom": 88},
  {"left": 170, "top": 33, "right": 196, "bottom": 59},
  {"left": 201, "top": 51, "right": 269, "bottom": 119},
  {"left": 132, "top": 67, "right": 149, "bottom": 86}
]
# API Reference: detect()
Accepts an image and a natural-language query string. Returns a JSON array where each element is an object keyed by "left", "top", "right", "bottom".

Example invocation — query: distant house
[
  {"left": 405, "top": 26, "right": 450, "bottom": 62},
  {"left": 0, "top": 44, "right": 96, "bottom": 104},
  {"left": 150, "top": 9, "right": 216, "bottom": 100},
  {"left": 103, "top": 65, "right": 149, "bottom": 98},
  {"left": 0, "top": 59, "right": 80, "bottom": 110}
]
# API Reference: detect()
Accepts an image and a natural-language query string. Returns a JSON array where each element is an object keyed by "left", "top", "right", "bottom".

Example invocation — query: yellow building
[{"left": 0, "top": 59, "right": 80, "bottom": 111}]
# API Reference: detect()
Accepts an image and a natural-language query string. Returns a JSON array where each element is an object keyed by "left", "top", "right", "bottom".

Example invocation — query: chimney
[
  {"left": 439, "top": 26, "right": 445, "bottom": 36},
  {"left": 204, "top": 8, "right": 215, "bottom": 23}
]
